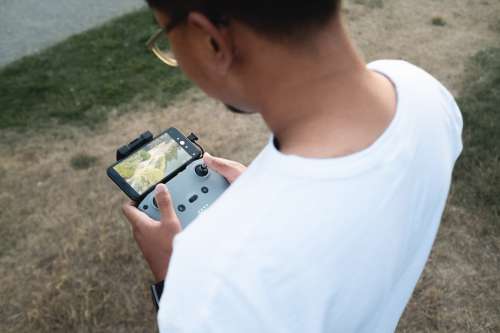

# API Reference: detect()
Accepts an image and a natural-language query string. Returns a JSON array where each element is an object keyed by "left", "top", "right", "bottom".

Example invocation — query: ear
[{"left": 186, "top": 12, "right": 233, "bottom": 75}]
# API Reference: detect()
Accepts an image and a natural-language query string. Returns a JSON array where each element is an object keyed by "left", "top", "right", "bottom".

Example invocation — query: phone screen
[{"left": 112, "top": 131, "right": 193, "bottom": 196}]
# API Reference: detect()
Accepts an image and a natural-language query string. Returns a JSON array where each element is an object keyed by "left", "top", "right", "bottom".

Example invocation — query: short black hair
[{"left": 145, "top": 0, "right": 342, "bottom": 41}]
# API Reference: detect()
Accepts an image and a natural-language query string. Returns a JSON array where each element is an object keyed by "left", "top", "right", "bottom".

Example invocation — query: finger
[
  {"left": 203, "top": 152, "right": 234, "bottom": 173},
  {"left": 202, "top": 152, "right": 215, "bottom": 166},
  {"left": 203, "top": 153, "right": 244, "bottom": 183},
  {"left": 155, "top": 184, "right": 179, "bottom": 224},
  {"left": 122, "top": 201, "right": 153, "bottom": 229}
]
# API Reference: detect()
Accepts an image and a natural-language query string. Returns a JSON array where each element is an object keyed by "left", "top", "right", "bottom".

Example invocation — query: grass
[
  {"left": 398, "top": 46, "right": 500, "bottom": 331},
  {"left": 353, "top": 0, "right": 384, "bottom": 9},
  {"left": 431, "top": 16, "right": 447, "bottom": 26},
  {"left": 0, "top": 9, "right": 191, "bottom": 131},
  {"left": 490, "top": 19, "right": 500, "bottom": 33},
  {"left": 70, "top": 153, "right": 99, "bottom": 170},
  {"left": 453, "top": 47, "right": 500, "bottom": 228},
  {"left": 1, "top": 2, "right": 500, "bottom": 332}
]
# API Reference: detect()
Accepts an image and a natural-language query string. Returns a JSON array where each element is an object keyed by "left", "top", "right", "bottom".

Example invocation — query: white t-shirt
[{"left": 157, "top": 60, "right": 463, "bottom": 333}]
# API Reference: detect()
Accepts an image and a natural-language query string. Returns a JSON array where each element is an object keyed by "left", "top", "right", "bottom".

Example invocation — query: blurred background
[{"left": 0, "top": 0, "right": 499, "bottom": 332}]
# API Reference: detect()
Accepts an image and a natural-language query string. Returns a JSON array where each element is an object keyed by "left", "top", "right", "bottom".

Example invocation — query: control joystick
[{"left": 195, "top": 164, "right": 209, "bottom": 177}]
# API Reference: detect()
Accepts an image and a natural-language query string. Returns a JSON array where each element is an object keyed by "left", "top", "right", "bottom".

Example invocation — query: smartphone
[{"left": 107, "top": 127, "right": 202, "bottom": 201}]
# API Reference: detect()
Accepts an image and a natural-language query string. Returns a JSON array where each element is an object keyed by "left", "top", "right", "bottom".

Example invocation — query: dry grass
[
  {"left": 343, "top": 0, "right": 500, "bottom": 95},
  {"left": 0, "top": 95, "right": 269, "bottom": 332},
  {"left": 1, "top": 0, "right": 500, "bottom": 332}
]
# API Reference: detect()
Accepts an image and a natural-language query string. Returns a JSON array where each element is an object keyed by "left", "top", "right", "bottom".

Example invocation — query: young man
[{"left": 122, "top": 1, "right": 463, "bottom": 332}]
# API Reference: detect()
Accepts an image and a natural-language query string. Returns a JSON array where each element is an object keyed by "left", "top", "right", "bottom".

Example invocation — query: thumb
[
  {"left": 203, "top": 153, "right": 246, "bottom": 183},
  {"left": 154, "top": 184, "right": 179, "bottom": 225}
]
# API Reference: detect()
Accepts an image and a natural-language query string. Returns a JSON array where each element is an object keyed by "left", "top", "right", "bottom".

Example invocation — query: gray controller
[{"left": 138, "top": 159, "right": 230, "bottom": 229}]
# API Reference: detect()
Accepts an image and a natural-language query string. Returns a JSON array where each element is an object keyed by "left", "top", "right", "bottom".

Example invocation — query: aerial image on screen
[{"left": 113, "top": 133, "right": 192, "bottom": 194}]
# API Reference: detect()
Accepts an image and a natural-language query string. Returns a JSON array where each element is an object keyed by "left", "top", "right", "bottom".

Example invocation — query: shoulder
[
  {"left": 368, "top": 59, "right": 444, "bottom": 91},
  {"left": 369, "top": 59, "right": 463, "bottom": 156}
]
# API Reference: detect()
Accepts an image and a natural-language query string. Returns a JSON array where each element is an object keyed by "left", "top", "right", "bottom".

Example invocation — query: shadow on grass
[
  {"left": 0, "top": 9, "right": 191, "bottom": 130},
  {"left": 454, "top": 47, "right": 500, "bottom": 229}
]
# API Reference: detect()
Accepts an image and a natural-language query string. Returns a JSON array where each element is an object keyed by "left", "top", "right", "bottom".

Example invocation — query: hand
[
  {"left": 122, "top": 184, "right": 181, "bottom": 282},
  {"left": 203, "top": 153, "right": 247, "bottom": 183}
]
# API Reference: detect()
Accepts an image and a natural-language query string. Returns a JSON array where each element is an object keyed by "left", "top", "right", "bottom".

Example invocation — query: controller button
[
  {"left": 188, "top": 194, "right": 198, "bottom": 203},
  {"left": 152, "top": 197, "right": 158, "bottom": 208},
  {"left": 177, "top": 204, "right": 186, "bottom": 212},
  {"left": 201, "top": 186, "right": 209, "bottom": 193},
  {"left": 195, "top": 164, "right": 209, "bottom": 177}
]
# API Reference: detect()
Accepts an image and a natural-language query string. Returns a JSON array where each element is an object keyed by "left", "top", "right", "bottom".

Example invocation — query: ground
[{"left": 0, "top": 0, "right": 499, "bottom": 332}]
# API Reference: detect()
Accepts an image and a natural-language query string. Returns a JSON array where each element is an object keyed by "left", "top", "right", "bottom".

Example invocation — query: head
[{"left": 146, "top": 0, "right": 343, "bottom": 113}]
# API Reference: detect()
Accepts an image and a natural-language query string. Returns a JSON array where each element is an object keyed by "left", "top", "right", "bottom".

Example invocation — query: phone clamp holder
[
  {"left": 116, "top": 131, "right": 153, "bottom": 161},
  {"left": 116, "top": 131, "right": 205, "bottom": 162}
]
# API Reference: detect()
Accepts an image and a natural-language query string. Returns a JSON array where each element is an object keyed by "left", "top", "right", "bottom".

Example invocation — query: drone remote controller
[
  {"left": 138, "top": 159, "right": 229, "bottom": 229},
  {"left": 110, "top": 129, "right": 230, "bottom": 229}
]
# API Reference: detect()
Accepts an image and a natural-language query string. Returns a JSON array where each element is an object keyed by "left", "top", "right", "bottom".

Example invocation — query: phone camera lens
[
  {"left": 153, "top": 198, "right": 158, "bottom": 208},
  {"left": 177, "top": 204, "right": 186, "bottom": 212},
  {"left": 201, "top": 186, "right": 209, "bottom": 193}
]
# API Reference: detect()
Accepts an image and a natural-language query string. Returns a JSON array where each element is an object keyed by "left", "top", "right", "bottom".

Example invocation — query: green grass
[
  {"left": 0, "top": 9, "right": 191, "bottom": 130},
  {"left": 431, "top": 16, "right": 447, "bottom": 27},
  {"left": 454, "top": 47, "right": 500, "bottom": 227},
  {"left": 354, "top": 0, "right": 384, "bottom": 9},
  {"left": 70, "top": 153, "right": 99, "bottom": 170}
]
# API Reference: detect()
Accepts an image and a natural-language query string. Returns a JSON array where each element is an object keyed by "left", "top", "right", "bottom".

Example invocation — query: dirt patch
[{"left": 1, "top": 0, "right": 500, "bottom": 332}]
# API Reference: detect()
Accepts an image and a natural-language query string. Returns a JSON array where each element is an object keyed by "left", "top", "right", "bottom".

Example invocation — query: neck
[{"left": 241, "top": 18, "right": 392, "bottom": 157}]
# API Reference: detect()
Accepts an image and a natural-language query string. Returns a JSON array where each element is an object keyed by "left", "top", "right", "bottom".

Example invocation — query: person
[{"left": 121, "top": 0, "right": 463, "bottom": 332}]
